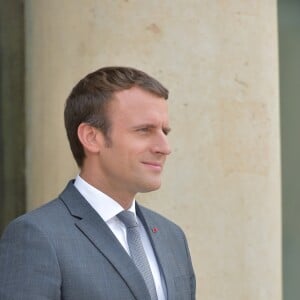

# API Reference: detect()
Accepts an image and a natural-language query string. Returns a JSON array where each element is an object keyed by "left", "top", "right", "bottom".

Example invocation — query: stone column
[{"left": 25, "top": 1, "right": 281, "bottom": 299}]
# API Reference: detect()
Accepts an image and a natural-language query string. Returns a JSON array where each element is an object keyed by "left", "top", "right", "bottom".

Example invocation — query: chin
[{"left": 139, "top": 181, "right": 162, "bottom": 193}]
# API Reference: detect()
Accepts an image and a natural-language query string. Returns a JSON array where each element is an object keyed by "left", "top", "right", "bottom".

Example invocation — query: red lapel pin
[{"left": 152, "top": 227, "right": 159, "bottom": 233}]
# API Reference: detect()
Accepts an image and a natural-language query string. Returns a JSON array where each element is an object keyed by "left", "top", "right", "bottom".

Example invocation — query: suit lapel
[
  {"left": 59, "top": 182, "right": 151, "bottom": 300},
  {"left": 137, "top": 204, "right": 177, "bottom": 300}
]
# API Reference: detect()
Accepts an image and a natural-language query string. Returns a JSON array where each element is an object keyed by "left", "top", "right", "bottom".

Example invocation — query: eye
[
  {"left": 137, "top": 127, "right": 150, "bottom": 133},
  {"left": 163, "top": 128, "right": 171, "bottom": 136}
]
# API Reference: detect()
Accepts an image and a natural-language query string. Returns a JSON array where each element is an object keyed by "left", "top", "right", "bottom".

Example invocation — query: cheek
[{"left": 110, "top": 136, "right": 150, "bottom": 161}]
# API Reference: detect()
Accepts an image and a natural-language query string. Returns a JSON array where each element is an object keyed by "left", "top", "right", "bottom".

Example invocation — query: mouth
[{"left": 142, "top": 162, "right": 163, "bottom": 171}]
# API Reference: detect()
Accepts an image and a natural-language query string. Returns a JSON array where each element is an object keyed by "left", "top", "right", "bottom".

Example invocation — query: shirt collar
[{"left": 73, "top": 175, "right": 136, "bottom": 222}]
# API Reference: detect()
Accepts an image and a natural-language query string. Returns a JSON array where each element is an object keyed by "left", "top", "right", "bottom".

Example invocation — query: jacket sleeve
[{"left": 0, "top": 218, "right": 61, "bottom": 300}]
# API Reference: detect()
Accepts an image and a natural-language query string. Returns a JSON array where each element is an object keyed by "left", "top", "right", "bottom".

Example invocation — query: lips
[{"left": 142, "top": 161, "right": 163, "bottom": 171}]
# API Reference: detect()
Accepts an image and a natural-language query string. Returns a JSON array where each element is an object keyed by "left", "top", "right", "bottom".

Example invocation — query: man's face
[{"left": 96, "top": 86, "right": 171, "bottom": 201}]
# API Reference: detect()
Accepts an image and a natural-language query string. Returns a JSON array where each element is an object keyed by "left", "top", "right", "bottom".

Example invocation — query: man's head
[
  {"left": 64, "top": 67, "right": 171, "bottom": 204},
  {"left": 64, "top": 66, "right": 169, "bottom": 167}
]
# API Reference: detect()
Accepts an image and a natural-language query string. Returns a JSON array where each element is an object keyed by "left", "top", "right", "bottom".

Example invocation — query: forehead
[{"left": 108, "top": 87, "right": 169, "bottom": 124}]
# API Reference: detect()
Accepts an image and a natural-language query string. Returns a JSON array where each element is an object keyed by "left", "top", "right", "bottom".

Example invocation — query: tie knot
[{"left": 117, "top": 211, "right": 138, "bottom": 228}]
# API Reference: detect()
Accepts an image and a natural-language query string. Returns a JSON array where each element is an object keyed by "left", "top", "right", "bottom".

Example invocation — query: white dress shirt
[{"left": 74, "top": 175, "right": 166, "bottom": 300}]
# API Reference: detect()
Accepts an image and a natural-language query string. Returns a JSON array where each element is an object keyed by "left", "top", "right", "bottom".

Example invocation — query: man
[{"left": 0, "top": 67, "right": 195, "bottom": 299}]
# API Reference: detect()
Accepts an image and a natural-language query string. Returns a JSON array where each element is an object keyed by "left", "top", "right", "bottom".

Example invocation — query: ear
[{"left": 77, "top": 123, "right": 102, "bottom": 154}]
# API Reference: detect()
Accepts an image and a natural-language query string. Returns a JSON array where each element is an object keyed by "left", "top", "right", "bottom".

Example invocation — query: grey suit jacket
[{"left": 0, "top": 181, "right": 195, "bottom": 300}]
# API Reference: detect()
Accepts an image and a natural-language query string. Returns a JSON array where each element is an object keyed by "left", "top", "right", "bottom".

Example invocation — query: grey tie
[{"left": 118, "top": 211, "right": 158, "bottom": 300}]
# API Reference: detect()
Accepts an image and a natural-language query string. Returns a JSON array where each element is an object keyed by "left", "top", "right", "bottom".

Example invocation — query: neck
[{"left": 79, "top": 171, "right": 135, "bottom": 210}]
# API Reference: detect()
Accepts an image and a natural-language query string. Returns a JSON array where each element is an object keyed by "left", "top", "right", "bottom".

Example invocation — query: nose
[{"left": 152, "top": 132, "right": 172, "bottom": 155}]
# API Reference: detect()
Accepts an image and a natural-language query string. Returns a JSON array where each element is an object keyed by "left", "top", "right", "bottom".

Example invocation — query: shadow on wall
[
  {"left": 0, "top": 0, "right": 26, "bottom": 234},
  {"left": 279, "top": 0, "right": 300, "bottom": 299}
]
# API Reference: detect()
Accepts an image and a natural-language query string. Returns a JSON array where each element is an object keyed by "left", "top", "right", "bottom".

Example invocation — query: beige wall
[{"left": 25, "top": 1, "right": 281, "bottom": 299}]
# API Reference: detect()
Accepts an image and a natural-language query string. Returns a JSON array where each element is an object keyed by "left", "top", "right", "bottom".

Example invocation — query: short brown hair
[{"left": 64, "top": 66, "right": 169, "bottom": 167}]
